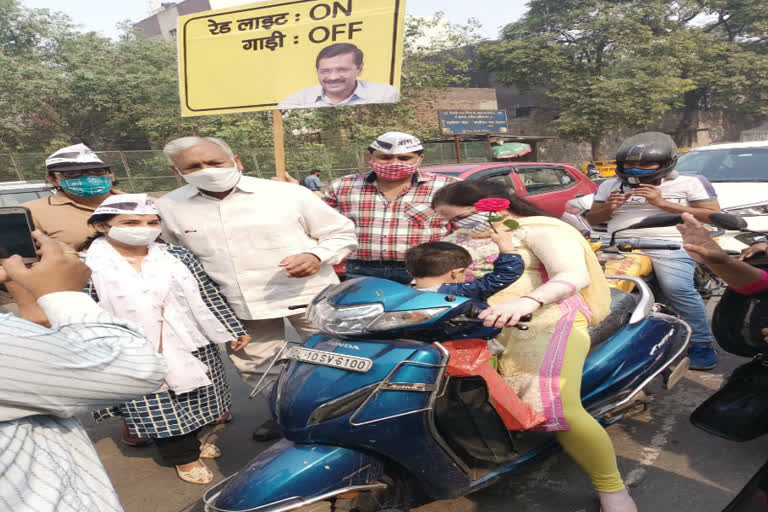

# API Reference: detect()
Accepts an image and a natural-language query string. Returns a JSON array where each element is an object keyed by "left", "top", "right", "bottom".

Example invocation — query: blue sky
[{"left": 19, "top": 0, "right": 528, "bottom": 40}]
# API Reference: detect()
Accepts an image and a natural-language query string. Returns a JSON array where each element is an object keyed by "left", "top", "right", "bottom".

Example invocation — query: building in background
[{"left": 134, "top": 0, "right": 212, "bottom": 41}]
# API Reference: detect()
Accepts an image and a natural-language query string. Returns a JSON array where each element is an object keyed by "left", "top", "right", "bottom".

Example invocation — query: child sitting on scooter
[{"left": 405, "top": 231, "right": 523, "bottom": 306}]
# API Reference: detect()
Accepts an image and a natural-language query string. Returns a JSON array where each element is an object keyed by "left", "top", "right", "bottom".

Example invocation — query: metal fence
[{"left": 0, "top": 141, "right": 492, "bottom": 193}]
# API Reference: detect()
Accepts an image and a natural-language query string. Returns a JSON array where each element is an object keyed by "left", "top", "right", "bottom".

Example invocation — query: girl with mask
[
  {"left": 81, "top": 194, "right": 251, "bottom": 485},
  {"left": 432, "top": 181, "right": 638, "bottom": 512}
]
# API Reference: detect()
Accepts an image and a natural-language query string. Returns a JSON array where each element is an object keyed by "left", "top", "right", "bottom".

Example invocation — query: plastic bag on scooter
[
  {"left": 442, "top": 339, "right": 546, "bottom": 431},
  {"left": 690, "top": 357, "right": 768, "bottom": 442}
]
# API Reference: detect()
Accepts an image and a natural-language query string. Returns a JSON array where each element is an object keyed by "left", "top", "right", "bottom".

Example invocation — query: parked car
[
  {"left": 0, "top": 180, "right": 53, "bottom": 207},
  {"left": 424, "top": 161, "right": 597, "bottom": 216},
  {"left": 674, "top": 141, "right": 768, "bottom": 251}
]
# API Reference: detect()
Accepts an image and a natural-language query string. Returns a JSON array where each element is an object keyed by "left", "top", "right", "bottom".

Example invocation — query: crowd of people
[{"left": 1, "top": 128, "right": 761, "bottom": 512}]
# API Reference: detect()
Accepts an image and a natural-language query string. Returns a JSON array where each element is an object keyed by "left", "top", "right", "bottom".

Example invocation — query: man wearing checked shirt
[{"left": 324, "top": 132, "right": 457, "bottom": 284}]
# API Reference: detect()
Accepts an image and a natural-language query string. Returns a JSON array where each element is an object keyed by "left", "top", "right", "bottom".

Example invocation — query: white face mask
[
  {"left": 453, "top": 212, "right": 491, "bottom": 234},
  {"left": 107, "top": 227, "right": 162, "bottom": 246},
  {"left": 182, "top": 164, "right": 241, "bottom": 192}
]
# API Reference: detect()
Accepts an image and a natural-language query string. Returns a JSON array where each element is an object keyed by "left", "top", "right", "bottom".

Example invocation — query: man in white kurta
[{"left": 156, "top": 136, "right": 357, "bottom": 440}]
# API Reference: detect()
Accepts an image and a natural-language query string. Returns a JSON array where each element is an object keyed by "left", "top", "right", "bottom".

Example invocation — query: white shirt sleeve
[
  {"left": 296, "top": 187, "right": 358, "bottom": 264},
  {"left": 593, "top": 178, "right": 620, "bottom": 202},
  {"left": 0, "top": 292, "right": 167, "bottom": 421},
  {"left": 686, "top": 175, "right": 717, "bottom": 202}
]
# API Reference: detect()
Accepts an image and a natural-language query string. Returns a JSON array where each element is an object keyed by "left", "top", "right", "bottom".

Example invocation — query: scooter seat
[{"left": 588, "top": 288, "right": 637, "bottom": 347}]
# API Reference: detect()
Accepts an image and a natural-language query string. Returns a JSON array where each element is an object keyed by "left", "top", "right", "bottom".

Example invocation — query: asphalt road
[{"left": 83, "top": 327, "right": 768, "bottom": 512}]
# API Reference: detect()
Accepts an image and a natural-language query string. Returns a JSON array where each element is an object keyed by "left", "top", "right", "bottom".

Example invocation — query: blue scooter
[{"left": 204, "top": 270, "right": 690, "bottom": 511}]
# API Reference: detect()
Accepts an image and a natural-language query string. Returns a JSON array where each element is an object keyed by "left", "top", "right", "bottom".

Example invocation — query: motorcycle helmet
[
  {"left": 712, "top": 285, "right": 768, "bottom": 358},
  {"left": 615, "top": 132, "right": 678, "bottom": 187}
]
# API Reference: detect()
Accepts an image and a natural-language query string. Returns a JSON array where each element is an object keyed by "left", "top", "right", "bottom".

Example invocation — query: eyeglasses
[{"left": 53, "top": 169, "right": 112, "bottom": 179}]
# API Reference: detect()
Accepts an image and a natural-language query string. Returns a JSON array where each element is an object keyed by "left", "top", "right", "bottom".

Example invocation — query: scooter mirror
[{"left": 709, "top": 212, "right": 748, "bottom": 231}]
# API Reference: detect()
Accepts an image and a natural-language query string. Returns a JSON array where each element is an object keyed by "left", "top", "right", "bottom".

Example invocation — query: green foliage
[
  {"left": 0, "top": 1, "right": 481, "bottom": 166},
  {"left": 480, "top": 0, "right": 768, "bottom": 157}
]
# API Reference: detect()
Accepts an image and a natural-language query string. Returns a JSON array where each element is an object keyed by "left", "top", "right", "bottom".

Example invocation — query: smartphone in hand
[{"left": 0, "top": 206, "right": 39, "bottom": 263}]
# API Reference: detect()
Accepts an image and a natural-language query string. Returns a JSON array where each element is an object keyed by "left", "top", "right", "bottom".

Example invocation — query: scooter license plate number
[{"left": 285, "top": 347, "right": 373, "bottom": 373}]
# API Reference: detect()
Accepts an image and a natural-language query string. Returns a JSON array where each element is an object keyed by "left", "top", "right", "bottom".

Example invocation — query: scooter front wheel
[{"left": 334, "top": 472, "right": 413, "bottom": 512}]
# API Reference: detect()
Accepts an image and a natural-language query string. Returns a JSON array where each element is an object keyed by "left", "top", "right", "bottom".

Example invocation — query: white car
[
  {"left": 675, "top": 141, "right": 768, "bottom": 251},
  {"left": 562, "top": 141, "right": 768, "bottom": 250}
]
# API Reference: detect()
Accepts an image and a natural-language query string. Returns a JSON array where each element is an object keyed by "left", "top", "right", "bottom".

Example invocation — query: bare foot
[{"left": 599, "top": 489, "right": 638, "bottom": 512}]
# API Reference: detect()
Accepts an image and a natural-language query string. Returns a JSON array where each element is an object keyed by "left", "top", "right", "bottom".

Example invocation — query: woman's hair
[
  {"left": 77, "top": 213, "right": 161, "bottom": 251},
  {"left": 431, "top": 181, "right": 552, "bottom": 218},
  {"left": 405, "top": 241, "right": 473, "bottom": 278}
]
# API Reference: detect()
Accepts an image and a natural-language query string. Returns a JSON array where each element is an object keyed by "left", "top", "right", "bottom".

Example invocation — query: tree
[
  {"left": 480, "top": 0, "right": 696, "bottom": 159},
  {"left": 0, "top": 1, "right": 482, "bottom": 165},
  {"left": 480, "top": 0, "right": 768, "bottom": 157}
]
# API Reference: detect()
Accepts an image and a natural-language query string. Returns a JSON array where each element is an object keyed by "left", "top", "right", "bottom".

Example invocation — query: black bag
[
  {"left": 712, "top": 288, "right": 768, "bottom": 358},
  {"left": 691, "top": 357, "right": 768, "bottom": 442}
]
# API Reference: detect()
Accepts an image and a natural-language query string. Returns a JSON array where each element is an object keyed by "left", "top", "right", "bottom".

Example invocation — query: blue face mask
[
  {"left": 60, "top": 176, "right": 113, "bottom": 197},
  {"left": 622, "top": 167, "right": 657, "bottom": 177}
]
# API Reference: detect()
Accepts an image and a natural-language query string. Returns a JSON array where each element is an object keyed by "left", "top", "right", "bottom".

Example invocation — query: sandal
[
  {"left": 175, "top": 461, "right": 213, "bottom": 485},
  {"left": 200, "top": 443, "right": 222, "bottom": 459}
]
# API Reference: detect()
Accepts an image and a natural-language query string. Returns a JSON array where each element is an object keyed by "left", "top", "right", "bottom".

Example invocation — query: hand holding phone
[
  {"left": 0, "top": 206, "right": 38, "bottom": 263},
  {"left": 2, "top": 231, "right": 91, "bottom": 299}
]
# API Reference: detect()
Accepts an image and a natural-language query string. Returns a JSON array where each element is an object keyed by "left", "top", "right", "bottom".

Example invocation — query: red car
[
  {"left": 332, "top": 162, "right": 595, "bottom": 277},
  {"left": 423, "top": 161, "right": 597, "bottom": 217}
]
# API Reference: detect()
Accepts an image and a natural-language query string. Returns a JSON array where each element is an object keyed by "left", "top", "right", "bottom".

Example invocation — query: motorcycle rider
[{"left": 585, "top": 132, "right": 721, "bottom": 370}]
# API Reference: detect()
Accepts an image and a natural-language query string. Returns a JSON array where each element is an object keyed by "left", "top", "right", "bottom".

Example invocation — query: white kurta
[{"left": 156, "top": 176, "right": 358, "bottom": 320}]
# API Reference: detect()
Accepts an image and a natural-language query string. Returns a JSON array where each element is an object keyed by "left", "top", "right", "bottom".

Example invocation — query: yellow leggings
[{"left": 553, "top": 314, "right": 626, "bottom": 493}]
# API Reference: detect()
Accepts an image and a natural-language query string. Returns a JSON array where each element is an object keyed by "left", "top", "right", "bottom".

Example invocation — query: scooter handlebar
[{"left": 617, "top": 241, "right": 681, "bottom": 251}]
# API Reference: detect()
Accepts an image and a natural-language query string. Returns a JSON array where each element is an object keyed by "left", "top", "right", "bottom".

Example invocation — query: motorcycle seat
[{"left": 588, "top": 288, "right": 637, "bottom": 347}]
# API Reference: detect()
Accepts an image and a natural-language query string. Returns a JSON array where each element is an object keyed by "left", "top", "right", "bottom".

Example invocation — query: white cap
[
  {"left": 92, "top": 194, "right": 158, "bottom": 216},
  {"left": 46, "top": 143, "right": 110, "bottom": 172},
  {"left": 369, "top": 132, "right": 423, "bottom": 155}
]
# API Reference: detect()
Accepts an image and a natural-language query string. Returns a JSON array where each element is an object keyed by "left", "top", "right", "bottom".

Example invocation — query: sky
[{"left": 19, "top": 0, "right": 528, "bottom": 40}]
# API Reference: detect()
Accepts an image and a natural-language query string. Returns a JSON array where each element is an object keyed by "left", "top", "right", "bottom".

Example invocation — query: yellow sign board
[{"left": 178, "top": 0, "right": 406, "bottom": 116}]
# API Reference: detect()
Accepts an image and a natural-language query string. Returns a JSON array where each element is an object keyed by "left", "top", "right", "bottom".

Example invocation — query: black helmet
[
  {"left": 615, "top": 132, "right": 678, "bottom": 186},
  {"left": 711, "top": 286, "right": 768, "bottom": 358}
]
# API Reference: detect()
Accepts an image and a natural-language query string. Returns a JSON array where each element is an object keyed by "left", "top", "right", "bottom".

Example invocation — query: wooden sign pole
[
  {"left": 272, "top": 109, "right": 287, "bottom": 181},
  {"left": 454, "top": 135, "right": 462, "bottom": 163}
]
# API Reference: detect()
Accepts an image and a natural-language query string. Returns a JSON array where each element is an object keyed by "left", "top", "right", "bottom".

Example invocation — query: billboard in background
[
  {"left": 178, "top": 0, "right": 406, "bottom": 116},
  {"left": 439, "top": 110, "right": 508, "bottom": 135}
]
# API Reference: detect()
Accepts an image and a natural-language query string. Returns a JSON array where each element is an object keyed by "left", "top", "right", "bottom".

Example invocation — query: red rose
[{"left": 474, "top": 198, "right": 511, "bottom": 212}]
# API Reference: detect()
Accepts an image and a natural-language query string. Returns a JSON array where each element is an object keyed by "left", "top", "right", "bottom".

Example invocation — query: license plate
[{"left": 284, "top": 347, "right": 373, "bottom": 373}]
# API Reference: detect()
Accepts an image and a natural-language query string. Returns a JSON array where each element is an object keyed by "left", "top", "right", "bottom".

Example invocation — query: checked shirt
[{"left": 324, "top": 171, "right": 457, "bottom": 261}]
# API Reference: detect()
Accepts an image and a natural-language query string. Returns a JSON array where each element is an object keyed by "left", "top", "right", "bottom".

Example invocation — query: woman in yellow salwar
[{"left": 433, "top": 181, "right": 637, "bottom": 512}]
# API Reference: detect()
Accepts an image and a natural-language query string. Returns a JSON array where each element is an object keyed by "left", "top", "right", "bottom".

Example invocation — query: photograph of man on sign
[{"left": 277, "top": 43, "right": 400, "bottom": 109}]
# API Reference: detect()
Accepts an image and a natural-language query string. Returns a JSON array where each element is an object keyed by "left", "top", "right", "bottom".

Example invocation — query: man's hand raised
[{"left": 1, "top": 231, "right": 91, "bottom": 299}]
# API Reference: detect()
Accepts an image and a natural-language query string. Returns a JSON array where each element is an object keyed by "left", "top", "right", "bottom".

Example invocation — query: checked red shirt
[{"left": 324, "top": 171, "right": 458, "bottom": 261}]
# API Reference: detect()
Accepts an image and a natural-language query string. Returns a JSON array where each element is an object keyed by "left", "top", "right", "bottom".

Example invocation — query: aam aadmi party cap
[
  {"left": 46, "top": 143, "right": 111, "bottom": 172},
  {"left": 369, "top": 132, "right": 424, "bottom": 155},
  {"left": 93, "top": 193, "right": 158, "bottom": 217}
]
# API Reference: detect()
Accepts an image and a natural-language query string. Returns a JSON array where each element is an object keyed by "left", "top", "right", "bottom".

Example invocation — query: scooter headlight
[
  {"left": 725, "top": 201, "right": 768, "bottom": 217},
  {"left": 366, "top": 307, "right": 450, "bottom": 332},
  {"left": 307, "top": 298, "right": 385, "bottom": 336}
]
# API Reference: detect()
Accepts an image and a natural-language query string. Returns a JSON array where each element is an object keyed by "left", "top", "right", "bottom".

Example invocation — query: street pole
[
  {"left": 272, "top": 110, "right": 287, "bottom": 181},
  {"left": 454, "top": 135, "right": 462, "bottom": 163}
]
